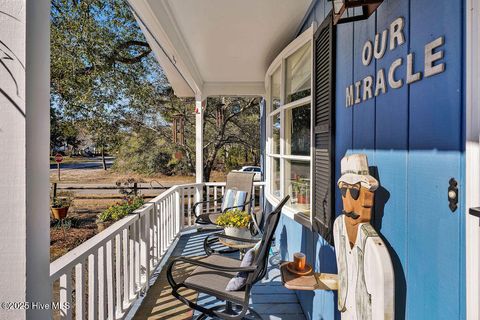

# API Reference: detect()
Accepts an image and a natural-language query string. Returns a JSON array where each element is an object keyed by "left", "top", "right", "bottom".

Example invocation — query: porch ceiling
[{"left": 128, "top": 0, "right": 314, "bottom": 98}]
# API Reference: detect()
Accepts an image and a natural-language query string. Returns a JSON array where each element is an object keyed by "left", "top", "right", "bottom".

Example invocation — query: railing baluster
[
  {"left": 140, "top": 211, "right": 150, "bottom": 287},
  {"left": 75, "top": 262, "right": 85, "bottom": 320},
  {"left": 166, "top": 197, "right": 170, "bottom": 244},
  {"left": 106, "top": 241, "right": 114, "bottom": 320},
  {"left": 146, "top": 208, "right": 152, "bottom": 278},
  {"left": 153, "top": 203, "right": 158, "bottom": 263},
  {"left": 87, "top": 253, "right": 97, "bottom": 320},
  {"left": 115, "top": 234, "right": 122, "bottom": 317},
  {"left": 187, "top": 187, "right": 192, "bottom": 226},
  {"left": 169, "top": 197, "right": 172, "bottom": 243},
  {"left": 166, "top": 198, "right": 170, "bottom": 248},
  {"left": 206, "top": 186, "right": 210, "bottom": 213},
  {"left": 122, "top": 228, "right": 129, "bottom": 310},
  {"left": 129, "top": 225, "right": 135, "bottom": 300},
  {"left": 150, "top": 209, "right": 155, "bottom": 266},
  {"left": 171, "top": 196, "right": 174, "bottom": 240},
  {"left": 155, "top": 203, "right": 162, "bottom": 262},
  {"left": 98, "top": 246, "right": 106, "bottom": 320},
  {"left": 59, "top": 272, "right": 72, "bottom": 320},
  {"left": 214, "top": 186, "right": 218, "bottom": 212},
  {"left": 149, "top": 208, "right": 155, "bottom": 271},
  {"left": 161, "top": 200, "right": 166, "bottom": 254},
  {"left": 171, "top": 195, "right": 175, "bottom": 237},
  {"left": 134, "top": 221, "right": 141, "bottom": 292},
  {"left": 194, "top": 185, "right": 202, "bottom": 219},
  {"left": 176, "top": 190, "right": 182, "bottom": 232}
]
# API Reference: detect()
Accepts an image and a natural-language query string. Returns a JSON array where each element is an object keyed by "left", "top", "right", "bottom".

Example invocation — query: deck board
[{"left": 132, "top": 230, "right": 306, "bottom": 320}]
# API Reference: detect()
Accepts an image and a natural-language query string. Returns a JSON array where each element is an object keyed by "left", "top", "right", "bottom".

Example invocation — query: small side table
[
  {"left": 280, "top": 262, "right": 338, "bottom": 291},
  {"left": 217, "top": 235, "right": 260, "bottom": 259}
]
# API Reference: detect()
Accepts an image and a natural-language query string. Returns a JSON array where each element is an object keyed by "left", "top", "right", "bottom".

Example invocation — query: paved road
[{"left": 50, "top": 157, "right": 114, "bottom": 170}]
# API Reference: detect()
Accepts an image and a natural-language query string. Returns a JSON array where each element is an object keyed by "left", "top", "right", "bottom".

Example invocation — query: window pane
[
  {"left": 285, "top": 160, "right": 310, "bottom": 213},
  {"left": 271, "top": 157, "right": 281, "bottom": 198},
  {"left": 286, "top": 42, "right": 311, "bottom": 103},
  {"left": 285, "top": 104, "right": 311, "bottom": 156},
  {"left": 271, "top": 67, "right": 281, "bottom": 110},
  {"left": 271, "top": 114, "right": 280, "bottom": 154}
]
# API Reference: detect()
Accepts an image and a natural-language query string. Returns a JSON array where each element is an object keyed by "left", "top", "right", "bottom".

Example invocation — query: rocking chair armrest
[
  {"left": 169, "top": 256, "right": 257, "bottom": 273},
  {"left": 192, "top": 196, "right": 224, "bottom": 217}
]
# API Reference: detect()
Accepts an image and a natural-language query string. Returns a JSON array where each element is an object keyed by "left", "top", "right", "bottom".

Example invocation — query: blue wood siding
[{"left": 271, "top": 0, "right": 466, "bottom": 319}]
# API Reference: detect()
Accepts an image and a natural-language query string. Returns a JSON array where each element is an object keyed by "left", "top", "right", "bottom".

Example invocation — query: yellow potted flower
[{"left": 216, "top": 209, "right": 252, "bottom": 241}]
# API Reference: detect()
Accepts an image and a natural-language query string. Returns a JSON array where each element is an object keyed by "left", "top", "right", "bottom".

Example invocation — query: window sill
[{"left": 265, "top": 193, "right": 312, "bottom": 230}]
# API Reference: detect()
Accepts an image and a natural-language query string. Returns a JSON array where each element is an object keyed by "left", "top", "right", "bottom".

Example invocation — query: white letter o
[{"left": 362, "top": 41, "right": 373, "bottom": 66}]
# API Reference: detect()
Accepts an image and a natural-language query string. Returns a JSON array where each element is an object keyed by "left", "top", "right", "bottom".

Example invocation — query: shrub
[
  {"left": 51, "top": 191, "right": 74, "bottom": 208},
  {"left": 112, "top": 135, "right": 174, "bottom": 175},
  {"left": 215, "top": 209, "right": 251, "bottom": 229},
  {"left": 97, "top": 196, "right": 145, "bottom": 222}
]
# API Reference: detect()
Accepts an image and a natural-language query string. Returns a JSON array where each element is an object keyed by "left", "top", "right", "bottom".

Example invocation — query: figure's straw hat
[{"left": 338, "top": 154, "right": 378, "bottom": 191}]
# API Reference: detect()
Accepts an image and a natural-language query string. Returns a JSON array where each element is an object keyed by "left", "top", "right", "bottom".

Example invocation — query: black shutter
[{"left": 312, "top": 13, "right": 335, "bottom": 245}]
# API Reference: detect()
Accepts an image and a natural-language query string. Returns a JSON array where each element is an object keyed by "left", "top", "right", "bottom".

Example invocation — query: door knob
[{"left": 448, "top": 178, "right": 458, "bottom": 212}]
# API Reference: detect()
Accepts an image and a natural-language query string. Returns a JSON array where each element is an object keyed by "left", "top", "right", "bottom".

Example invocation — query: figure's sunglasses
[{"left": 340, "top": 182, "right": 361, "bottom": 200}]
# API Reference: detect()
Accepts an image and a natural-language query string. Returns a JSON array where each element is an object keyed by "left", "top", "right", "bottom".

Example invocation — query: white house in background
[{"left": 1, "top": 0, "right": 480, "bottom": 319}]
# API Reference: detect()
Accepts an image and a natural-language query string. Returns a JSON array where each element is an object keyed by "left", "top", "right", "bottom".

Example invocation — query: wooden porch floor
[{"left": 130, "top": 230, "right": 306, "bottom": 320}]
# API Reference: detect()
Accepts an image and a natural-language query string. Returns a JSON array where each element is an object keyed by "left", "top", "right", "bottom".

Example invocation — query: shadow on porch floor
[{"left": 131, "top": 230, "right": 306, "bottom": 320}]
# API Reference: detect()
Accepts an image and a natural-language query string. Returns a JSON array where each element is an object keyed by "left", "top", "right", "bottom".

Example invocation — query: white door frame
[{"left": 465, "top": 0, "right": 480, "bottom": 318}]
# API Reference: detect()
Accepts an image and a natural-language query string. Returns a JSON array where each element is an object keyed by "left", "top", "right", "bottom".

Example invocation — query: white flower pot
[{"left": 224, "top": 227, "right": 251, "bottom": 244}]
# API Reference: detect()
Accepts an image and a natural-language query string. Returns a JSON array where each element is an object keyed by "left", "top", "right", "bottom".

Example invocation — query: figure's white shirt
[{"left": 333, "top": 215, "right": 395, "bottom": 320}]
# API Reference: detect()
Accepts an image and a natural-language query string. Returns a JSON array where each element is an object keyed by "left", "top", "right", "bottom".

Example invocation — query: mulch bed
[{"left": 49, "top": 209, "right": 114, "bottom": 262}]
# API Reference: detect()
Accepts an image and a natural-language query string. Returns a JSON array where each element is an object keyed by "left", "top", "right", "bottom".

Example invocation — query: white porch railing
[{"left": 50, "top": 181, "right": 265, "bottom": 320}]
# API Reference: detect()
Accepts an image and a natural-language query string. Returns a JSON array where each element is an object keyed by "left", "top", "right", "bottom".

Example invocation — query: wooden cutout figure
[{"left": 333, "top": 154, "right": 395, "bottom": 320}]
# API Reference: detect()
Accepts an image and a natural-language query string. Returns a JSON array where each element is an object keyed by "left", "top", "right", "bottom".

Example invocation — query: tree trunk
[
  {"left": 101, "top": 146, "right": 107, "bottom": 170},
  {"left": 203, "top": 166, "right": 211, "bottom": 182}
]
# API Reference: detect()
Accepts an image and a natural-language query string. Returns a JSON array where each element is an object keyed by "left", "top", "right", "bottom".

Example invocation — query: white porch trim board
[
  {"left": 466, "top": 0, "right": 480, "bottom": 318},
  {"left": 127, "top": 0, "right": 199, "bottom": 97}
]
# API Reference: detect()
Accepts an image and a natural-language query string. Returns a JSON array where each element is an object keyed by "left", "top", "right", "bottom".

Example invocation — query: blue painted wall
[{"left": 270, "top": 0, "right": 466, "bottom": 319}]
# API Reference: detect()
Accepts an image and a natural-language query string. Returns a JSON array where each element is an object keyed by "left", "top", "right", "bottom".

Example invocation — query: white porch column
[
  {"left": 0, "top": 1, "right": 51, "bottom": 319},
  {"left": 194, "top": 97, "right": 205, "bottom": 215},
  {"left": 195, "top": 96, "right": 205, "bottom": 183}
]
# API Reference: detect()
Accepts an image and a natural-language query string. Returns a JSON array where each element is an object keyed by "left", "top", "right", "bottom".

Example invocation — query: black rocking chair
[
  {"left": 167, "top": 196, "right": 289, "bottom": 320},
  {"left": 193, "top": 172, "right": 255, "bottom": 226}
]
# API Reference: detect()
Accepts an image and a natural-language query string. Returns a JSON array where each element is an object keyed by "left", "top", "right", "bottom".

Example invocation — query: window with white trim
[{"left": 266, "top": 30, "right": 313, "bottom": 218}]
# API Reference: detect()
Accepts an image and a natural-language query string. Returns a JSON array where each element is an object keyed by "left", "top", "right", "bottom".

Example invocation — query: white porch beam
[
  {"left": 0, "top": 1, "right": 51, "bottom": 319},
  {"left": 203, "top": 82, "right": 266, "bottom": 97}
]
